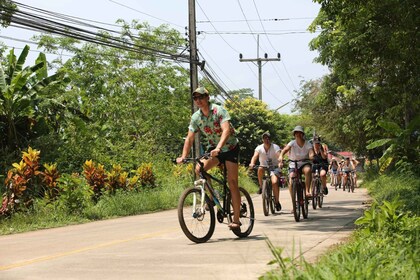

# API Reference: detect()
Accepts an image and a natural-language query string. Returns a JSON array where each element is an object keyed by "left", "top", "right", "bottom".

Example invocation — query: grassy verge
[
  {"left": 261, "top": 172, "right": 420, "bottom": 279},
  {"left": 0, "top": 165, "right": 258, "bottom": 235}
]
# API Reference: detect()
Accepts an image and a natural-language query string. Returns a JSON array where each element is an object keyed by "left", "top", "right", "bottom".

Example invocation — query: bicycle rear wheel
[
  {"left": 227, "top": 187, "right": 255, "bottom": 238},
  {"left": 178, "top": 187, "right": 215, "bottom": 243},
  {"left": 262, "top": 180, "right": 269, "bottom": 216},
  {"left": 292, "top": 181, "right": 300, "bottom": 222}
]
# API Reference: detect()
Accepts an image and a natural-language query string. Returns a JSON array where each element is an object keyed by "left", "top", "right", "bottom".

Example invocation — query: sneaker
[
  {"left": 257, "top": 188, "right": 262, "bottom": 195},
  {"left": 324, "top": 186, "right": 328, "bottom": 195},
  {"left": 275, "top": 202, "right": 282, "bottom": 211}
]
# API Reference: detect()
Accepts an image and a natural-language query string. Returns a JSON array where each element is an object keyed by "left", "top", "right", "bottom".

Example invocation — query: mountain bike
[
  {"left": 311, "top": 164, "right": 323, "bottom": 209},
  {"left": 177, "top": 153, "right": 255, "bottom": 243},
  {"left": 253, "top": 164, "right": 280, "bottom": 216},
  {"left": 286, "top": 159, "right": 309, "bottom": 222}
]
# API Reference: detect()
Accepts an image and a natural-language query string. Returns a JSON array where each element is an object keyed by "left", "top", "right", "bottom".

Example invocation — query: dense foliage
[{"left": 295, "top": 0, "right": 419, "bottom": 172}]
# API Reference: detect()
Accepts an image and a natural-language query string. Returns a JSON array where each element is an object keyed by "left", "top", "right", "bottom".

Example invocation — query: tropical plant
[
  {"left": 0, "top": 147, "right": 41, "bottom": 215},
  {"left": 0, "top": 45, "right": 70, "bottom": 169},
  {"left": 366, "top": 117, "right": 420, "bottom": 172}
]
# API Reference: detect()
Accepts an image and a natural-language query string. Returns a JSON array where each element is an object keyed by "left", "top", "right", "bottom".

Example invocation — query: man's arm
[
  {"left": 249, "top": 150, "right": 259, "bottom": 168},
  {"left": 278, "top": 145, "right": 291, "bottom": 167},
  {"left": 176, "top": 130, "right": 195, "bottom": 163},
  {"left": 211, "top": 120, "right": 231, "bottom": 157}
]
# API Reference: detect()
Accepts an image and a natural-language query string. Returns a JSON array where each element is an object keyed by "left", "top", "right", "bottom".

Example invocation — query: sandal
[{"left": 228, "top": 221, "right": 242, "bottom": 230}]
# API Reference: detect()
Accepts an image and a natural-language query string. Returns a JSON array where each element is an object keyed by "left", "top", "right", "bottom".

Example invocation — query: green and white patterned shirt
[{"left": 188, "top": 103, "right": 238, "bottom": 152}]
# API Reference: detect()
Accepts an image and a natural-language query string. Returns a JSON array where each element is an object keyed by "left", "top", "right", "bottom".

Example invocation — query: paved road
[{"left": 0, "top": 185, "right": 369, "bottom": 280}]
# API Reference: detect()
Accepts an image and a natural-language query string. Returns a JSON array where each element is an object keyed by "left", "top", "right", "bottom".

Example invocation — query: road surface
[{"left": 0, "top": 186, "right": 369, "bottom": 279}]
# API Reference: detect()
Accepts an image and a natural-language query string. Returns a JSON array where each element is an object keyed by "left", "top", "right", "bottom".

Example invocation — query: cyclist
[
  {"left": 341, "top": 157, "right": 355, "bottom": 190},
  {"left": 329, "top": 158, "right": 339, "bottom": 189},
  {"left": 278, "top": 126, "right": 314, "bottom": 199},
  {"left": 249, "top": 131, "right": 282, "bottom": 211},
  {"left": 176, "top": 87, "right": 241, "bottom": 230},
  {"left": 312, "top": 136, "right": 329, "bottom": 195},
  {"left": 351, "top": 157, "right": 360, "bottom": 188}
]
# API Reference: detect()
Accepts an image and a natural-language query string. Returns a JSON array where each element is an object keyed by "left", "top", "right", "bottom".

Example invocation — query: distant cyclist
[
  {"left": 278, "top": 126, "right": 314, "bottom": 198},
  {"left": 329, "top": 158, "right": 339, "bottom": 189},
  {"left": 312, "top": 136, "right": 329, "bottom": 195},
  {"left": 341, "top": 157, "right": 355, "bottom": 189},
  {"left": 249, "top": 131, "right": 282, "bottom": 211}
]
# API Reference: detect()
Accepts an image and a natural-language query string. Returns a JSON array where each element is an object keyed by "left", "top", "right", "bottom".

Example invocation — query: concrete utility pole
[
  {"left": 188, "top": 0, "right": 200, "bottom": 159},
  {"left": 239, "top": 35, "right": 281, "bottom": 101}
]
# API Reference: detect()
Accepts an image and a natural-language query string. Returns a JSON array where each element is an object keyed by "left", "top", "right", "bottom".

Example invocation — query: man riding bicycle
[
  {"left": 249, "top": 131, "right": 282, "bottom": 211},
  {"left": 176, "top": 87, "right": 241, "bottom": 230}
]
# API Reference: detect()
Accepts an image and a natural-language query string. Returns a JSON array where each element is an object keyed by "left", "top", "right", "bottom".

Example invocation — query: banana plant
[
  {"left": 0, "top": 45, "right": 69, "bottom": 150},
  {"left": 366, "top": 117, "right": 420, "bottom": 172}
]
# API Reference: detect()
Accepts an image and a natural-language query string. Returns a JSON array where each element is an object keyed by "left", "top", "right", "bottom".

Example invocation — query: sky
[{"left": 0, "top": 0, "right": 329, "bottom": 114}]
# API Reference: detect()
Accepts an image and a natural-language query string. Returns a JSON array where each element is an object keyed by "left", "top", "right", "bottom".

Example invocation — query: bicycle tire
[
  {"left": 178, "top": 187, "right": 215, "bottom": 243},
  {"left": 351, "top": 176, "right": 355, "bottom": 192},
  {"left": 302, "top": 182, "right": 308, "bottom": 219},
  {"left": 318, "top": 181, "right": 323, "bottom": 208},
  {"left": 268, "top": 182, "right": 275, "bottom": 214},
  {"left": 227, "top": 187, "right": 255, "bottom": 238},
  {"left": 311, "top": 180, "right": 318, "bottom": 210},
  {"left": 347, "top": 179, "right": 351, "bottom": 193},
  {"left": 262, "top": 180, "right": 269, "bottom": 216},
  {"left": 292, "top": 181, "right": 300, "bottom": 222}
]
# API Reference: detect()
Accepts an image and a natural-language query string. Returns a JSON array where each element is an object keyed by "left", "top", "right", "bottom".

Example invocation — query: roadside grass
[
  {"left": 261, "top": 171, "right": 420, "bottom": 280},
  {"left": 0, "top": 164, "right": 257, "bottom": 235}
]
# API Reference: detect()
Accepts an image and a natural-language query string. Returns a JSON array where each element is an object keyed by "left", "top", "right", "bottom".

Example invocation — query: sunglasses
[{"left": 193, "top": 95, "right": 206, "bottom": 101}]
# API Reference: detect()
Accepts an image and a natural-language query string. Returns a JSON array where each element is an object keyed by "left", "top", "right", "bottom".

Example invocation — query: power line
[
  {"left": 197, "top": 17, "right": 315, "bottom": 23},
  {"left": 2, "top": 2, "right": 190, "bottom": 63}
]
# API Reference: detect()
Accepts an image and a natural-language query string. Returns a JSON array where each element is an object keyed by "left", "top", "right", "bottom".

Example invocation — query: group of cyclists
[
  {"left": 250, "top": 126, "right": 359, "bottom": 213},
  {"left": 177, "top": 87, "right": 358, "bottom": 231}
]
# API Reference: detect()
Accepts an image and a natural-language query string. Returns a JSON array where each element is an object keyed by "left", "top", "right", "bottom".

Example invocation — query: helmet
[
  {"left": 193, "top": 87, "right": 208, "bottom": 95},
  {"left": 292, "top": 125, "right": 305, "bottom": 136}
]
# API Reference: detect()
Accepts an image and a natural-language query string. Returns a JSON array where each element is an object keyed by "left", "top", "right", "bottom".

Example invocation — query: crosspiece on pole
[{"left": 239, "top": 53, "right": 281, "bottom": 100}]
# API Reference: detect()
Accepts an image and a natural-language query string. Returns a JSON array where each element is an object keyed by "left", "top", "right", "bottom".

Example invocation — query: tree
[
  {"left": 225, "top": 96, "right": 292, "bottom": 165},
  {"left": 0, "top": 0, "right": 16, "bottom": 28},
  {"left": 33, "top": 20, "right": 191, "bottom": 171},
  {"left": 306, "top": 0, "right": 419, "bottom": 166}
]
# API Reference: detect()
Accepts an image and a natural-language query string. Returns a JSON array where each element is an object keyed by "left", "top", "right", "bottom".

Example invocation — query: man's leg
[
  {"left": 226, "top": 161, "right": 240, "bottom": 226},
  {"left": 257, "top": 167, "right": 264, "bottom": 194}
]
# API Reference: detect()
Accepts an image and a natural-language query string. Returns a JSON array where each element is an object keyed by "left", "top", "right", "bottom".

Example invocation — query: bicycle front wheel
[
  {"left": 311, "top": 180, "right": 318, "bottom": 210},
  {"left": 262, "top": 180, "right": 269, "bottom": 216},
  {"left": 227, "top": 187, "right": 255, "bottom": 238},
  {"left": 302, "top": 183, "right": 309, "bottom": 219},
  {"left": 292, "top": 181, "right": 300, "bottom": 222},
  {"left": 178, "top": 187, "right": 215, "bottom": 243}
]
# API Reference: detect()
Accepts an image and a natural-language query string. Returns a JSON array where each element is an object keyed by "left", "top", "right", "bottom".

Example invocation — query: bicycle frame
[
  {"left": 177, "top": 153, "right": 255, "bottom": 243},
  {"left": 195, "top": 160, "right": 229, "bottom": 214}
]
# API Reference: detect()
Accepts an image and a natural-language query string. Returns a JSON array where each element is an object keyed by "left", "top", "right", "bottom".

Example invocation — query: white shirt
[
  {"left": 287, "top": 140, "right": 313, "bottom": 169},
  {"left": 255, "top": 143, "right": 281, "bottom": 167}
]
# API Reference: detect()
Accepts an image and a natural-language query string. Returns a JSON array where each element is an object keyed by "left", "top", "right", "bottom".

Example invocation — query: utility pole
[
  {"left": 239, "top": 35, "right": 281, "bottom": 101},
  {"left": 188, "top": 0, "right": 200, "bottom": 159}
]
